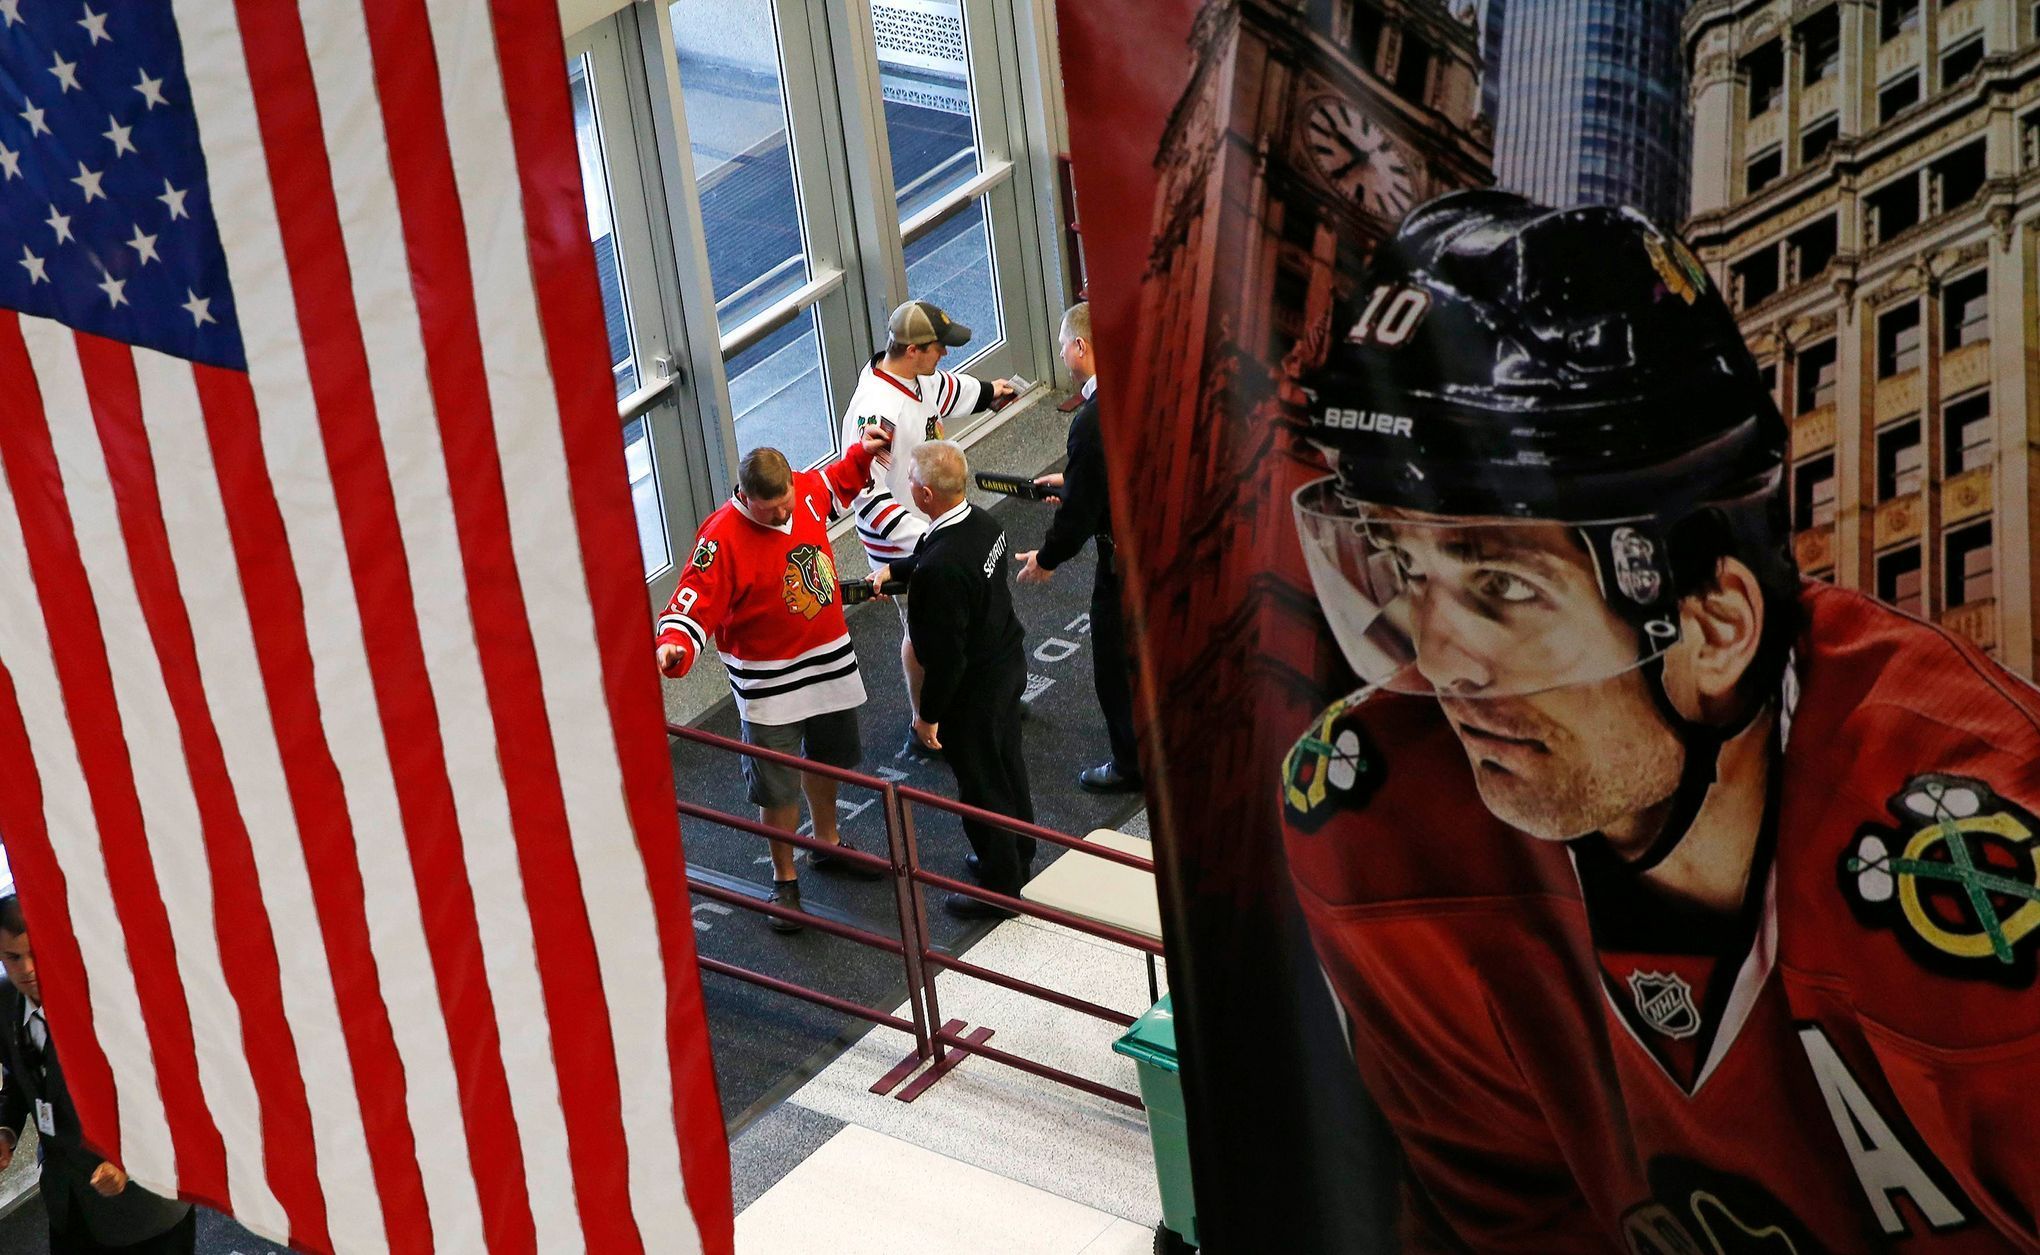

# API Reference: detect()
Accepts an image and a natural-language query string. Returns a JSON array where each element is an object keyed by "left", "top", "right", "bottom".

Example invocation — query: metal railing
[{"left": 668, "top": 721, "right": 1157, "bottom": 1109}]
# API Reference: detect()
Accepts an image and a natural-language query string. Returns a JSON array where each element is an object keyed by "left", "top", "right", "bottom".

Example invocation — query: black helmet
[{"left": 1293, "top": 191, "right": 1798, "bottom": 867}]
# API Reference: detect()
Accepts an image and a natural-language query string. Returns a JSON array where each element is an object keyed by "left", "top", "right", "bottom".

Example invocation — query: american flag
[{"left": 0, "top": 2, "right": 731, "bottom": 1253}]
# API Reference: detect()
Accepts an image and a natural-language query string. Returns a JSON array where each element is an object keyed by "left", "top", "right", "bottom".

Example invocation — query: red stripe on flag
[
  {"left": 359, "top": 0, "right": 646, "bottom": 1248},
  {"left": 0, "top": 316, "right": 227, "bottom": 1199},
  {"left": 73, "top": 335, "right": 334, "bottom": 1252},
  {"left": 230, "top": 4, "right": 535, "bottom": 1249},
  {"left": 0, "top": 668, "right": 118, "bottom": 1155},
  {"left": 190, "top": 365, "right": 435, "bottom": 1251},
  {"left": 487, "top": 2, "right": 736, "bottom": 1247}
]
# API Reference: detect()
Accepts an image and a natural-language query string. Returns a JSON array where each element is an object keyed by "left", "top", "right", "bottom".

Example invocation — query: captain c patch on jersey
[{"left": 1840, "top": 773, "right": 2040, "bottom": 985}]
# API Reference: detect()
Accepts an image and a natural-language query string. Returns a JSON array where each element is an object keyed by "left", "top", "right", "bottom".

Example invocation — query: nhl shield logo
[{"left": 1627, "top": 970, "right": 1701, "bottom": 1040}]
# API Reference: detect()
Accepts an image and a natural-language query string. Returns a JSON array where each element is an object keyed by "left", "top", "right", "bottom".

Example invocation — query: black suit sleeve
[
  {"left": 1037, "top": 402, "right": 1107, "bottom": 571},
  {"left": 907, "top": 564, "right": 972, "bottom": 725}
]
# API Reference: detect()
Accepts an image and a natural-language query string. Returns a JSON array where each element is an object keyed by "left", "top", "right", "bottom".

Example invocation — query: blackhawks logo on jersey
[
  {"left": 690, "top": 539, "right": 719, "bottom": 571},
  {"left": 1281, "top": 696, "right": 1382, "bottom": 833},
  {"left": 1841, "top": 773, "right": 2040, "bottom": 985},
  {"left": 781, "top": 544, "right": 838, "bottom": 621}
]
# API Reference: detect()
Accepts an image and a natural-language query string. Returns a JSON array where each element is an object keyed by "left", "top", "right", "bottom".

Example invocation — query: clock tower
[{"left": 1109, "top": 0, "right": 1490, "bottom": 885}]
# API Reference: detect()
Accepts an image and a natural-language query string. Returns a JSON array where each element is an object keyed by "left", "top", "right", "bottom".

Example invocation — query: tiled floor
[
  {"left": 737, "top": 1126, "right": 1153, "bottom": 1255},
  {"left": 731, "top": 827, "right": 1176, "bottom": 1250}
]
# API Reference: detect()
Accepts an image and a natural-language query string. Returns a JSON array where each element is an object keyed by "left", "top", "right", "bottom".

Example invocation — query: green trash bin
[{"left": 1114, "top": 994, "right": 1197, "bottom": 1250}]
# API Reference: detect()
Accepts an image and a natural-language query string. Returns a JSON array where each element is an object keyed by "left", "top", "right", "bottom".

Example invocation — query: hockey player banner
[{"left": 1062, "top": 0, "right": 2040, "bottom": 1250}]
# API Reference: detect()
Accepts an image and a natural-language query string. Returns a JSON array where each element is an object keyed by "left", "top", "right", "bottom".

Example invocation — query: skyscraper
[{"left": 1484, "top": 0, "right": 1692, "bottom": 224}]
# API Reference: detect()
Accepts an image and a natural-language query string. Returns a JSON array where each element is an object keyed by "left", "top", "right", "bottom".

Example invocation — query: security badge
[
  {"left": 1282, "top": 697, "right": 1382, "bottom": 832},
  {"left": 35, "top": 1098, "right": 54, "bottom": 1137},
  {"left": 1842, "top": 774, "right": 2040, "bottom": 984}
]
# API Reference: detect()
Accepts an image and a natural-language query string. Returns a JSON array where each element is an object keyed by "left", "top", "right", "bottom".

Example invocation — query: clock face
[{"left": 1302, "top": 96, "right": 1415, "bottom": 219}]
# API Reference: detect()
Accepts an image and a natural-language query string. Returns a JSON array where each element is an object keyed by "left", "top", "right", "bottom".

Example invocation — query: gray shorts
[{"left": 740, "top": 707, "right": 862, "bottom": 808}]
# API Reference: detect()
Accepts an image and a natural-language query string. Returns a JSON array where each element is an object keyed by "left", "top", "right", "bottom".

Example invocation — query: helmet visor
[{"left": 1293, "top": 478, "right": 1680, "bottom": 699}]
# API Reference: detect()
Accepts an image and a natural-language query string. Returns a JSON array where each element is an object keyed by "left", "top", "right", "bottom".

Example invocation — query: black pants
[
  {"left": 1090, "top": 554, "right": 1139, "bottom": 776},
  {"left": 50, "top": 1209, "right": 196, "bottom": 1255},
  {"left": 943, "top": 659, "right": 1035, "bottom": 893}
]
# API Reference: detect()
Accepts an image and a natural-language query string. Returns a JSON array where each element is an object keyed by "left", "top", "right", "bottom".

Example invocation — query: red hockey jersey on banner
[
  {"left": 1282, "top": 583, "right": 2040, "bottom": 1252},
  {"left": 656, "top": 443, "right": 877, "bottom": 724}
]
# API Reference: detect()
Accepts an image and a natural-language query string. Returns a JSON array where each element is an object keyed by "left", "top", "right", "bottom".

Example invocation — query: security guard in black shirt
[
  {"left": 1015, "top": 302, "right": 1141, "bottom": 793},
  {"left": 886, "top": 441, "right": 1036, "bottom": 917}
]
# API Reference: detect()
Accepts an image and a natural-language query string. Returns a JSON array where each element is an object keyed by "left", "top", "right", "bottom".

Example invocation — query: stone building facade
[{"left": 1685, "top": 0, "right": 2040, "bottom": 674}]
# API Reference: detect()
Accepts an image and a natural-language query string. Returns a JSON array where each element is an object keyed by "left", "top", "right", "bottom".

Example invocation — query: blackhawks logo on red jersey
[
  {"left": 780, "top": 543, "right": 838, "bottom": 621},
  {"left": 1841, "top": 773, "right": 2040, "bottom": 985},
  {"left": 1281, "top": 696, "right": 1382, "bottom": 833}
]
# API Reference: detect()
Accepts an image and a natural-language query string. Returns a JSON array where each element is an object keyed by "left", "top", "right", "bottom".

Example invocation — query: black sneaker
[
  {"left": 810, "top": 836, "right": 886, "bottom": 881},
  {"left": 768, "top": 879, "right": 804, "bottom": 933}
]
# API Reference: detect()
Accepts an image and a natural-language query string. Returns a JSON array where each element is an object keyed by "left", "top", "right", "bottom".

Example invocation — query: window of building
[
  {"left": 1929, "top": 141, "right": 1986, "bottom": 215},
  {"left": 2032, "top": 0, "right": 2040, "bottom": 41},
  {"left": 1941, "top": 36, "right": 1985, "bottom": 91},
  {"left": 1946, "top": 523, "right": 1995, "bottom": 607},
  {"left": 1878, "top": 547, "right": 1924, "bottom": 615},
  {"left": 1733, "top": 247, "right": 1781, "bottom": 309},
  {"left": 1866, "top": 175, "right": 1921, "bottom": 245},
  {"left": 1943, "top": 270, "right": 1989, "bottom": 349},
  {"left": 1787, "top": 217, "right": 1837, "bottom": 284},
  {"left": 1879, "top": 72, "right": 1920, "bottom": 122},
  {"left": 1945, "top": 391, "right": 1994, "bottom": 473},
  {"left": 1794, "top": 453, "right": 1838, "bottom": 530},
  {"left": 1801, "top": 116, "right": 1840, "bottom": 165},
  {"left": 1350, "top": 2, "right": 1385, "bottom": 73},
  {"left": 2024, "top": 111, "right": 2040, "bottom": 168},
  {"left": 1394, "top": 37, "right": 1432, "bottom": 104},
  {"left": 1744, "top": 39, "right": 1784, "bottom": 115},
  {"left": 1799, "top": 8, "right": 1841, "bottom": 85},
  {"left": 1877, "top": 419, "right": 1925, "bottom": 498},
  {"left": 1879, "top": 301, "right": 1922, "bottom": 376},
  {"left": 1880, "top": 0, "right": 1920, "bottom": 42},
  {"left": 1747, "top": 147, "right": 1784, "bottom": 195},
  {"left": 1797, "top": 338, "right": 1838, "bottom": 412}
]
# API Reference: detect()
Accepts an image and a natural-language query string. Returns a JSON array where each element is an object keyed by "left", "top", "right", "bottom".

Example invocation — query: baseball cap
[{"left": 888, "top": 300, "right": 973, "bottom": 348}]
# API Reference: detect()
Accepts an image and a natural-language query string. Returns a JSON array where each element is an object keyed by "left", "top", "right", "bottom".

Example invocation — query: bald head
[
  {"left": 1059, "top": 301, "right": 1097, "bottom": 384},
  {"left": 909, "top": 440, "right": 969, "bottom": 511}
]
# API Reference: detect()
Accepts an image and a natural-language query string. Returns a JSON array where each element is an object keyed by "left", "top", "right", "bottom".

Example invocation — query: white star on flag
[
  {"left": 78, "top": 4, "right": 110, "bottom": 44},
  {"left": 158, "top": 179, "right": 189, "bottom": 220},
  {"left": 127, "top": 225, "right": 161, "bottom": 265},
  {"left": 0, "top": 142, "right": 19, "bottom": 180},
  {"left": 103, "top": 116, "right": 136, "bottom": 157},
  {"left": 70, "top": 162, "right": 106, "bottom": 202},
  {"left": 134, "top": 68, "right": 166, "bottom": 109},
  {"left": 44, "top": 205, "right": 73, "bottom": 243},
  {"left": 96, "top": 272, "right": 127, "bottom": 307},
  {"left": 19, "top": 100, "right": 50, "bottom": 136},
  {"left": 18, "top": 246, "right": 47, "bottom": 285},
  {"left": 0, "top": 0, "right": 21, "bottom": 27},
  {"left": 50, "top": 52, "right": 81, "bottom": 93},
  {"left": 181, "top": 289, "right": 215, "bottom": 327}
]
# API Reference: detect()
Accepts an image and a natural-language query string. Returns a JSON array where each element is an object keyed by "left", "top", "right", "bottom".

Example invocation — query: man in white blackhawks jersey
[
  {"left": 656, "top": 429, "right": 892, "bottom": 932},
  {"left": 840, "top": 300, "right": 1016, "bottom": 759}
]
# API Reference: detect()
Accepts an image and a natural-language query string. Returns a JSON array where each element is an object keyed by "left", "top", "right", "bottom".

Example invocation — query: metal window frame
[{"left": 567, "top": 0, "right": 1066, "bottom": 609}]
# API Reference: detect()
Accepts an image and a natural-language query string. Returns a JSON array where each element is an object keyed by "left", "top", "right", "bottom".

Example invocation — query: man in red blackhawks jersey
[
  {"left": 1278, "top": 192, "right": 2040, "bottom": 1251},
  {"left": 657, "top": 428, "right": 893, "bottom": 931}
]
